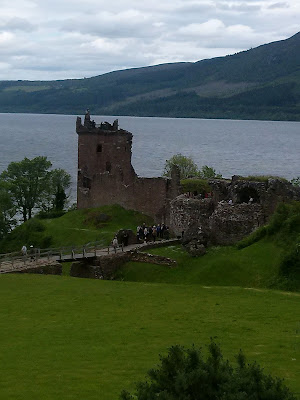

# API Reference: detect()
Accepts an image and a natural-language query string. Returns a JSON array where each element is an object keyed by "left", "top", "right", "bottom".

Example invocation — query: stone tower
[{"left": 76, "top": 111, "right": 181, "bottom": 222}]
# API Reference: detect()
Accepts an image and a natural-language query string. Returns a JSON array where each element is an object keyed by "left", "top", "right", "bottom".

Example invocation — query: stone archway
[{"left": 237, "top": 187, "right": 260, "bottom": 203}]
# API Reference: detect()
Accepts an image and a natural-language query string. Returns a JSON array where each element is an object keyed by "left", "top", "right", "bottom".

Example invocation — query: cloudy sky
[{"left": 0, "top": 0, "right": 299, "bottom": 81}]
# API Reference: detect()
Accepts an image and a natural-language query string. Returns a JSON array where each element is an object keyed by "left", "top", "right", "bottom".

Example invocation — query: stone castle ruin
[
  {"left": 77, "top": 111, "right": 180, "bottom": 222},
  {"left": 170, "top": 176, "right": 300, "bottom": 248},
  {"left": 77, "top": 111, "right": 300, "bottom": 248}
]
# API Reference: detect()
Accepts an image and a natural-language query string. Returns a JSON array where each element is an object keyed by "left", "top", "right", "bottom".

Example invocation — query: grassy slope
[
  {"left": 0, "top": 274, "right": 299, "bottom": 400},
  {"left": 0, "top": 205, "right": 153, "bottom": 252},
  {"left": 117, "top": 201, "right": 300, "bottom": 291},
  {"left": 116, "top": 240, "right": 282, "bottom": 288}
]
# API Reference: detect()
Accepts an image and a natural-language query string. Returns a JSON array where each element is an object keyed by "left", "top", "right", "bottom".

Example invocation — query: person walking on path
[
  {"left": 112, "top": 237, "right": 118, "bottom": 253},
  {"left": 29, "top": 245, "right": 35, "bottom": 261},
  {"left": 21, "top": 245, "right": 27, "bottom": 256}
]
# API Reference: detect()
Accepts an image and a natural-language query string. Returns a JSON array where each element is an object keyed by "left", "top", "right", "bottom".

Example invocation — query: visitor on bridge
[
  {"left": 112, "top": 237, "right": 118, "bottom": 253},
  {"left": 21, "top": 245, "right": 27, "bottom": 256}
]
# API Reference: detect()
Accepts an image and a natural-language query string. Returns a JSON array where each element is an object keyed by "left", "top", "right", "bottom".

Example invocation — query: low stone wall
[
  {"left": 11, "top": 262, "right": 62, "bottom": 275},
  {"left": 70, "top": 247, "right": 177, "bottom": 280}
]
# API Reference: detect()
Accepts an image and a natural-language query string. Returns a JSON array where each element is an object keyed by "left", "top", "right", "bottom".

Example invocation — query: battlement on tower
[{"left": 76, "top": 111, "right": 181, "bottom": 222}]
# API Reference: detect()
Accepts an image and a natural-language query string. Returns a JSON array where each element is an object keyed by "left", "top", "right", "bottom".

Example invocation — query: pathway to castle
[{"left": 0, "top": 239, "right": 179, "bottom": 274}]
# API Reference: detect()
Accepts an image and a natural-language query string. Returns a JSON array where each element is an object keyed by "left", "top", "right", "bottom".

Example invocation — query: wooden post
[{"left": 122, "top": 243, "right": 124, "bottom": 252}]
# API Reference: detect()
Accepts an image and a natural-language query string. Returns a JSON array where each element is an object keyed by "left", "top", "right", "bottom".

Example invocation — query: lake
[{"left": 0, "top": 113, "right": 299, "bottom": 201}]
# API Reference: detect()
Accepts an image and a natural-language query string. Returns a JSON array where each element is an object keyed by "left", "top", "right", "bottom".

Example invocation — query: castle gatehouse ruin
[{"left": 76, "top": 111, "right": 180, "bottom": 221}]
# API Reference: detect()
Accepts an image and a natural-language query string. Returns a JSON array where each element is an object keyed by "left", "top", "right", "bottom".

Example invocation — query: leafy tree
[
  {"left": 197, "top": 165, "right": 222, "bottom": 179},
  {"left": 39, "top": 168, "right": 71, "bottom": 212},
  {"left": 0, "top": 157, "right": 71, "bottom": 222},
  {"left": 0, "top": 184, "right": 16, "bottom": 239},
  {"left": 120, "top": 340, "right": 296, "bottom": 400},
  {"left": 163, "top": 154, "right": 199, "bottom": 179}
]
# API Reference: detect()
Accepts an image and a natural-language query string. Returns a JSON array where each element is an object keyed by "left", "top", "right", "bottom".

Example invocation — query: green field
[
  {"left": 0, "top": 274, "right": 299, "bottom": 400},
  {"left": 0, "top": 203, "right": 299, "bottom": 399},
  {"left": 116, "top": 240, "right": 282, "bottom": 288}
]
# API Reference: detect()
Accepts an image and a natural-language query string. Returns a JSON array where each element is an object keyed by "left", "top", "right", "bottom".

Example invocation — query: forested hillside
[{"left": 0, "top": 32, "right": 299, "bottom": 120}]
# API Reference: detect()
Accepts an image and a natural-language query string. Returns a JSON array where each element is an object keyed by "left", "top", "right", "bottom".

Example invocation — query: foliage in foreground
[{"left": 120, "top": 341, "right": 296, "bottom": 400}]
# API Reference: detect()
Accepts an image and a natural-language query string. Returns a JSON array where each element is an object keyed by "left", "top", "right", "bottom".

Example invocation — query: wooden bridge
[{"left": 0, "top": 239, "right": 179, "bottom": 274}]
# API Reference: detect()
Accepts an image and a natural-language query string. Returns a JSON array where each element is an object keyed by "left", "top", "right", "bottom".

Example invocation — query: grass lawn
[
  {"left": 116, "top": 239, "right": 283, "bottom": 289},
  {"left": 0, "top": 274, "right": 299, "bottom": 400},
  {"left": 0, "top": 205, "right": 153, "bottom": 252},
  {"left": 41, "top": 205, "right": 153, "bottom": 248}
]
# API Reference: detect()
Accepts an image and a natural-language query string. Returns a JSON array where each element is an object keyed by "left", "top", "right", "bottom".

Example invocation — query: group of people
[
  {"left": 137, "top": 223, "right": 169, "bottom": 243},
  {"left": 21, "top": 245, "right": 35, "bottom": 259}
]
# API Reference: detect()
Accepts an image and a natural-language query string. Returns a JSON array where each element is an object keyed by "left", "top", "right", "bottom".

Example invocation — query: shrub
[
  {"left": 238, "top": 175, "right": 288, "bottom": 183},
  {"left": 120, "top": 340, "right": 296, "bottom": 400},
  {"left": 236, "top": 202, "right": 300, "bottom": 249},
  {"left": 236, "top": 226, "right": 267, "bottom": 249},
  {"left": 180, "top": 178, "right": 211, "bottom": 195},
  {"left": 279, "top": 246, "right": 300, "bottom": 279}
]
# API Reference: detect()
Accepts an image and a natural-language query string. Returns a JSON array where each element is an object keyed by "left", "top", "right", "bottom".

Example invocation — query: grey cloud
[
  {"left": 0, "top": 0, "right": 298, "bottom": 80},
  {"left": 267, "top": 2, "right": 289, "bottom": 9},
  {"left": 217, "top": 4, "right": 261, "bottom": 12},
  {"left": 0, "top": 18, "right": 37, "bottom": 32}
]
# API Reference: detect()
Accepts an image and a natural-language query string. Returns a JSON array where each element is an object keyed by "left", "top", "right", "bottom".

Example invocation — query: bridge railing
[{"left": 0, "top": 240, "right": 126, "bottom": 271}]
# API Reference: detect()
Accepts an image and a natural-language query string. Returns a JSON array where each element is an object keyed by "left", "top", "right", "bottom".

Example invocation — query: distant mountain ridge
[{"left": 0, "top": 32, "right": 299, "bottom": 120}]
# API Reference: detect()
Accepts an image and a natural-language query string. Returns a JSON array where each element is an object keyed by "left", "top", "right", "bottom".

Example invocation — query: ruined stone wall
[
  {"left": 77, "top": 115, "right": 180, "bottom": 222},
  {"left": 170, "top": 177, "right": 299, "bottom": 246},
  {"left": 208, "top": 203, "right": 265, "bottom": 245},
  {"left": 169, "top": 195, "right": 214, "bottom": 236}
]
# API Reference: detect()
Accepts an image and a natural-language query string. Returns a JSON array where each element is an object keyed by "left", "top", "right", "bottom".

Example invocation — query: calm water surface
[{"left": 0, "top": 113, "right": 299, "bottom": 200}]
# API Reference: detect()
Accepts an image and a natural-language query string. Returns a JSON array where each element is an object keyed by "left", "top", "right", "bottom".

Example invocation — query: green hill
[
  {"left": 0, "top": 32, "right": 299, "bottom": 120},
  {"left": 0, "top": 205, "right": 153, "bottom": 253}
]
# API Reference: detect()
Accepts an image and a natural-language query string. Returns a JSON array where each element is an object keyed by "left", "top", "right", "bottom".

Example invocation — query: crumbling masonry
[{"left": 77, "top": 112, "right": 180, "bottom": 222}]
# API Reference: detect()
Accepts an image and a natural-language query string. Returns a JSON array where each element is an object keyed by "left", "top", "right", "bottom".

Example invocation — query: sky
[{"left": 0, "top": 0, "right": 299, "bottom": 81}]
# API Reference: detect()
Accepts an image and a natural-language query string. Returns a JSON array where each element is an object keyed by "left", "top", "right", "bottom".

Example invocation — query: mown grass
[
  {"left": 116, "top": 239, "right": 282, "bottom": 288},
  {"left": 0, "top": 274, "right": 299, "bottom": 400}
]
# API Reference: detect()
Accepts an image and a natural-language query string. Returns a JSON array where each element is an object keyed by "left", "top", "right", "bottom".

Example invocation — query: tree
[
  {"left": 0, "top": 184, "right": 16, "bottom": 239},
  {"left": 197, "top": 165, "right": 222, "bottom": 179},
  {"left": 120, "top": 341, "right": 296, "bottom": 400},
  {"left": 40, "top": 168, "right": 71, "bottom": 212},
  {"left": 0, "top": 157, "right": 71, "bottom": 221},
  {"left": 163, "top": 154, "right": 199, "bottom": 179}
]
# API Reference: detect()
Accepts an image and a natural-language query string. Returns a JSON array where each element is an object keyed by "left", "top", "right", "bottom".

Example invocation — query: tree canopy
[
  {"left": 120, "top": 340, "right": 296, "bottom": 400},
  {"left": 0, "top": 184, "right": 16, "bottom": 239},
  {"left": 0, "top": 156, "right": 71, "bottom": 222},
  {"left": 163, "top": 154, "right": 222, "bottom": 180},
  {"left": 163, "top": 154, "right": 199, "bottom": 179}
]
